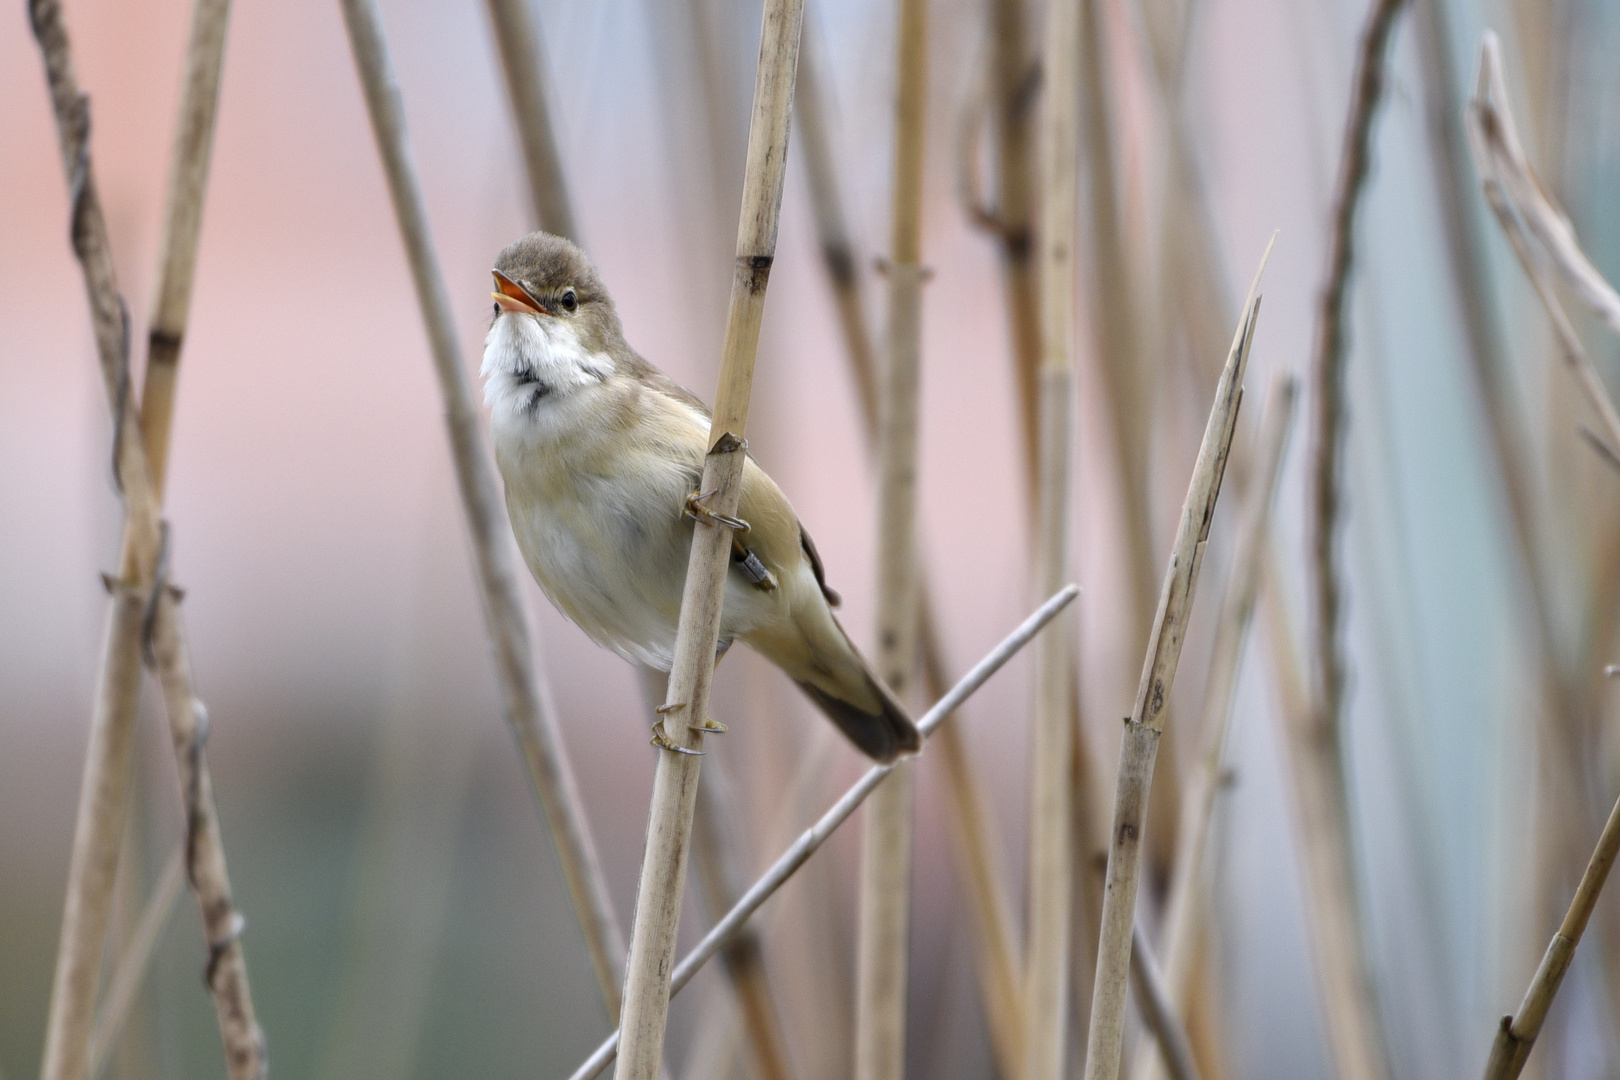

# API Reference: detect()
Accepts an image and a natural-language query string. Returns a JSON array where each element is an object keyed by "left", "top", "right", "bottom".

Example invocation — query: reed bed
[{"left": 14, "top": 2, "right": 1620, "bottom": 1078}]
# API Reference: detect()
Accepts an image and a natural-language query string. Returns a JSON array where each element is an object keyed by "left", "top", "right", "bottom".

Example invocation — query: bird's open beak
[{"left": 492, "top": 269, "right": 548, "bottom": 316}]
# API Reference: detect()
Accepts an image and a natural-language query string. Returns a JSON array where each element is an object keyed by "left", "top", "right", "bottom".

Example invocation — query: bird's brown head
[{"left": 491, "top": 232, "right": 623, "bottom": 353}]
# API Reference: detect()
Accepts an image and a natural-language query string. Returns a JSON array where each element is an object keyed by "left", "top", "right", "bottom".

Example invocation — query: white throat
[{"left": 481, "top": 313, "right": 614, "bottom": 428}]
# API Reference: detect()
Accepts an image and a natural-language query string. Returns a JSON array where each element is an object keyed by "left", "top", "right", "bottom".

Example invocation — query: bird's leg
[
  {"left": 684, "top": 489, "right": 750, "bottom": 533},
  {"left": 649, "top": 700, "right": 725, "bottom": 752}
]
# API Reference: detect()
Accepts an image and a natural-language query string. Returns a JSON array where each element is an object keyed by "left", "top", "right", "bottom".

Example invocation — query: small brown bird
[{"left": 482, "top": 231, "right": 920, "bottom": 762}]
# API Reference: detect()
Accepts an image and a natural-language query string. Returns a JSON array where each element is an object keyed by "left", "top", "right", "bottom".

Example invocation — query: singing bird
[{"left": 481, "top": 231, "right": 920, "bottom": 763}]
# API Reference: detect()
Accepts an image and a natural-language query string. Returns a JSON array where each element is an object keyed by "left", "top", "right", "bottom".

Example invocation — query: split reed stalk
[
  {"left": 796, "top": 27, "right": 1028, "bottom": 1071},
  {"left": 482, "top": 0, "right": 578, "bottom": 241},
  {"left": 854, "top": 0, "right": 928, "bottom": 1074},
  {"left": 1021, "top": 0, "right": 1080, "bottom": 1074},
  {"left": 1135, "top": 375, "right": 1298, "bottom": 1080},
  {"left": 1128, "top": 923, "right": 1199, "bottom": 1080},
  {"left": 1466, "top": 33, "right": 1620, "bottom": 447},
  {"left": 1482, "top": 790, "right": 1620, "bottom": 1079},
  {"left": 1302, "top": 3, "right": 1406, "bottom": 1077},
  {"left": 569, "top": 586, "right": 1080, "bottom": 1080},
  {"left": 635, "top": 668, "right": 793, "bottom": 1080},
  {"left": 1084, "top": 242, "right": 1270, "bottom": 1080},
  {"left": 338, "top": 0, "right": 630, "bottom": 1022},
  {"left": 31, "top": 0, "right": 265, "bottom": 1074},
  {"left": 611, "top": 3, "right": 804, "bottom": 1074}
]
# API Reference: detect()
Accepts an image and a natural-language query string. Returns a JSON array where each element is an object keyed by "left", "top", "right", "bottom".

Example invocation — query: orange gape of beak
[{"left": 492, "top": 269, "right": 547, "bottom": 316}]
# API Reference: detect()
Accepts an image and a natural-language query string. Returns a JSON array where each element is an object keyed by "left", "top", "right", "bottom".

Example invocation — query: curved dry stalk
[
  {"left": 1483, "top": 790, "right": 1620, "bottom": 1079},
  {"left": 1302, "top": 3, "right": 1407, "bottom": 1077},
  {"left": 569, "top": 586, "right": 1080, "bottom": 1080},
  {"left": 854, "top": 1, "right": 929, "bottom": 1074},
  {"left": 611, "top": 3, "right": 804, "bottom": 1075},
  {"left": 31, "top": 1, "right": 263, "bottom": 1074},
  {"left": 1129, "top": 923, "right": 1200, "bottom": 1080},
  {"left": 796, "top": 28, "right": 1028, "bottom": 1070},
  {"left": 338, "top": 0, "right": 630, "bottom": 1023},
  {"left": 1084, "top": 240, "right": 1270, "bottom": 1080},
  {"left": 1466, "top": 32, "right": 1620, "bottom": 451},
  {"left": 1022, "top": 0, "right": 1081, "bottom": 1073},
  {"left": 482, "top": 0, "right": 578, "bottom": 241},
  {"left": 1135, "top": 375, "right": 1298, "bottom": 1080}
]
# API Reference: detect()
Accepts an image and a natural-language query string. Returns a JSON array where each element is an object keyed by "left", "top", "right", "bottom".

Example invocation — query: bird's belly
[{"left": 508, "top": 461, "right": 784, "bottom": 671}]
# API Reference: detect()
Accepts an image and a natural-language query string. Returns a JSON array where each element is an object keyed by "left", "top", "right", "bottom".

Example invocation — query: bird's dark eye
[
  {"left": 493, "top": 302, "right": 500, "bottom": 318},
  {"left": 560, "top": 288, "right": 578, "bottom": 312}
]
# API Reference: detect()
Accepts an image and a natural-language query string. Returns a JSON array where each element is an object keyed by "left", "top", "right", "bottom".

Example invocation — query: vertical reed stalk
[
  {"left": 1483, "top": 790, "right": 1620, "bottom": 1079},
  {"left": 482, "top": 0, "right": 578, "bottom": 241},
  {"left": 1078, "top": 0, "right": 1183, "bottom": 896},
  {"left": 854, "top": 1, "right": 928, "bottom": 1074},
  {"left": 635, "top": 668, "right": 793, "bottom": 1080},
  {"left": 1135, "top": 376, "right": 1298, "bottom": 1080},
  {"left": 31, "top": 0, "right": 264, "bottom": 1073},
  {"left": 1021, "top": 0, "right": 1079, "bottom": 1073},
  {"left": 338, "top": 0, "right": 631, "bottom": 1022},
  {"left": 612, "top": 3, "right": 803, "bottom": 1074},
  {"left": 1303, "top": 3, "right": 1406, "bottom": 1077},
  {"left": 796, "top": 27, "right": 1029, "bottom": 1070},
  {"left": 570, "top": 588, "right": 1079, "bottom": 1080},
  {"left": 1084, "top": 243, "right": 1269, "bottom": 1080}
]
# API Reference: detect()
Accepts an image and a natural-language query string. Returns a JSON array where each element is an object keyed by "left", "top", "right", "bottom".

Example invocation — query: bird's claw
[
  {"left": 655, "top": 701, "right": 686, "bottom": 714},
  {"left": 691, "top": 718, "right": 727, "bottom": 734},
  {"left": 684, "top": 490, "right": 749, "bottom": 533},
  {"left": 650, "top": 721, "right": 703, "bottom": 756}
]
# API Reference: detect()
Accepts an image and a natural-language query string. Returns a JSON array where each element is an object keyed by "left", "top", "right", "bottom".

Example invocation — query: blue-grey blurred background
[{"left": 4, "top": 0, "right": 1620, "bottom": 1076}]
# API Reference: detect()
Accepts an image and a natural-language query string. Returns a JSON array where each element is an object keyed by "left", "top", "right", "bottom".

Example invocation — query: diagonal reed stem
[
  {"left": 337, "top": 0, "right": 628, "bottom": 1022},
  {"left": 1084, "top": 240, "right": 1270, "bottom": 1080},
  {"left": 611, "top": 2, "right": 803, "bottom": 1074},
  {"left": 482, "top": 0, "right": 579, "bottom": 241},
  {"left": 570, "top": 585, "right": 1080, "bottom": 1080},
  {"left": 1483, "top": 790, "right": 1620, "bottom": 1079},
  {"left": 1136, "top": 375, "right": 1298, "bottom": 1080}
]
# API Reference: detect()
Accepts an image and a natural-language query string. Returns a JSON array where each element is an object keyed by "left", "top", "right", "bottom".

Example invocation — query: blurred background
[{"left": 4, "top": 0, "right": 1620, "bottom": 1076}]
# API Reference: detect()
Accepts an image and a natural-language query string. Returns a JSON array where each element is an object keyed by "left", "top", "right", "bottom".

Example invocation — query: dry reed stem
[
  {"left": 796, "top": 27, "right": 1028, "bottom": 1070},
  {"left": 854, "top": 0, "right": 929, "bottom": 1071},
  {"left": 88, "top": 844, "right": 183, "bottom": 1076},
  {"left": 1079, "top": 0, "right": 1184, "bottom": 899},
  {"left": 955, "top": 0, "right": 1041, "bottom": 500},
  {"left": 569, "top": 586, "right": 1080, "bottom": 1080},
  {"left": 612, "top": 3, "right": 803, "bottom": 1074},
  {"left": 31, "top": 1, "right": 264, "bottom": 1073},
  {"left": 1083, "top": 240, "right": 1270, "bottom": 1080},
  {"left": 482, "top": 0, "right": 578, "bottom": 241},
  {"left": 636, "top": 668, "right": 793, "bottom": 1080},
  {"left": 1483, "top": 790, "right": 1620, "bottom": 1078},
  {"left": 1466, "top": 33, "right": 1620, "bottom": 450},
  {"left": 1302, "top": 3, "right": 1407, "bottom": 1077},
  {"left": 1021, "top": 0, "right": 1080, "bottom": 1073},
  {"left": 141, "top": 0, "right": 230, "bottom": 496},
  {"left": 337, "top": 0, "right": 628, "bottom": 1020},
  {"left": 1128, "top": 923, "right": 1199, "bottom": 1080},
  {"left": 793, "top": 23, "right": 878, "bottom": 426},
  {"left": 1135, "top": 375, "right": 1298, "bottom": 1080}
]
